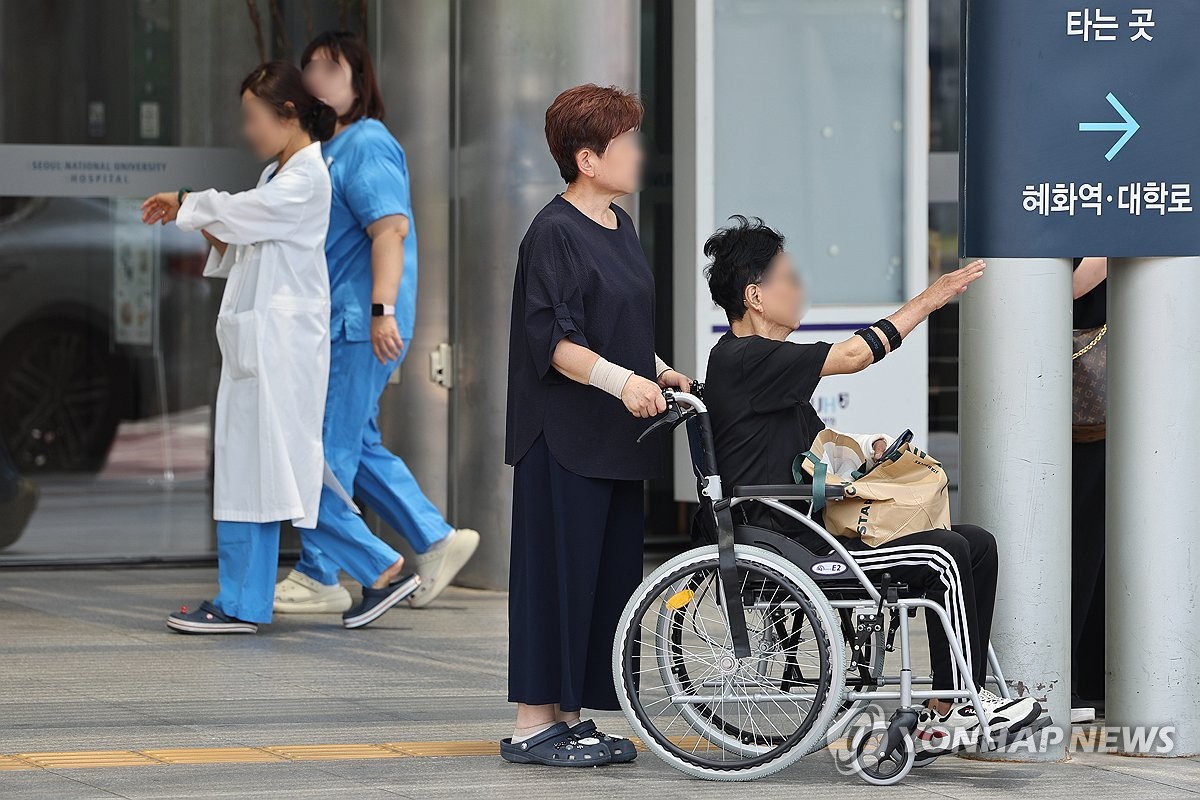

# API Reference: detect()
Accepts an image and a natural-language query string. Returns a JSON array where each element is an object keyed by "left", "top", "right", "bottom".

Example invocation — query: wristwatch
[{"left": 371, "top": 303, "right": 395, "bottom": 317}]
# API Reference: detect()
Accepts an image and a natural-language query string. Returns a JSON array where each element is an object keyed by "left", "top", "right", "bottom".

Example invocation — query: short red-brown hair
[{"left": 544, "top": 84, "right": 644, "bottom": 184}]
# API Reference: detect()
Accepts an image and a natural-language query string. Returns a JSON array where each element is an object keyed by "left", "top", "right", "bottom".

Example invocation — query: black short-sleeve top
[
  {"left": 1072, "top": 258, "right": 1106, "bottom": 329},
  {"left": 504, "top": 195, "right": 663, "bottom": 481},
  {"left": 704, "top": 331, "right": 832, "bottom": 534}
]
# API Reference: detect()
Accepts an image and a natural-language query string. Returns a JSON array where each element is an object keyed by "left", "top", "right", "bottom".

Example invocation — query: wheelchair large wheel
[{"left": 613, "top": 545, "right": 844, "bottom": 781}]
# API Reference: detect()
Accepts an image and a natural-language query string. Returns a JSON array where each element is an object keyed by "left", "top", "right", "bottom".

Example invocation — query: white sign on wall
[{"left": 0, "top": 144, "right": 257, "bottom": 198}]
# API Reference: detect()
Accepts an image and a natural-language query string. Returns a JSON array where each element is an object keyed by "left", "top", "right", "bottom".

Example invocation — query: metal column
[
  {"left": 958, "top": 256, "right": 1072, "bottom": 761},
  {"left": 371, "top": 1, "right": 454, "bottom": 567},
  {"left": 366, "top": 1, "right": 640, "bottom": 590},
  {"left": 450, "top": 0, "right": 640, "bottom": 589},
  {"left": 1107, "top": 257, "right": 1200, "bottom": 757}
]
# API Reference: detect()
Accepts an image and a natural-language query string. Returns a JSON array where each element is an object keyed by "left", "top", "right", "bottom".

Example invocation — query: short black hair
[{"left": 703, "top": 215, "right": 786, "bottom": 321}]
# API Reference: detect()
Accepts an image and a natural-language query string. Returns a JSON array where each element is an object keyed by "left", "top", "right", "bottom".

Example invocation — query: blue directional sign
[{"left": 960, "top": 1, "right": 1200, "bottom": 257}]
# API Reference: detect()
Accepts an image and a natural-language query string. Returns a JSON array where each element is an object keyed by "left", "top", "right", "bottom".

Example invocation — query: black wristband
[
  {"left": 177, "top": 186, "right": 192, "bottom": 205},
  {"left": 874, "top": 318, "right": 902, "bottom": 351},
  {"left": 854, "top": 327, "right": 887, "bottom": 363}
]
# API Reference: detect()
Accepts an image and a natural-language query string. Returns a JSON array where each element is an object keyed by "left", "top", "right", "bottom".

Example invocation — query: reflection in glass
[{"left": 0, "top": 1, "right": 356, "bottom": 561}]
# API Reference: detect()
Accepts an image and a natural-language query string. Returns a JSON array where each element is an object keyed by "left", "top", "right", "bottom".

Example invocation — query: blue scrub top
[{"left": 322, "top": 118, "right": 418, "bottom": 342}]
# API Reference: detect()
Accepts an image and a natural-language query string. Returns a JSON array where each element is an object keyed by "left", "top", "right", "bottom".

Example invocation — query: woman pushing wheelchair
[{"left": 699, "top": 216, "right": 1043, "bottom": 765}]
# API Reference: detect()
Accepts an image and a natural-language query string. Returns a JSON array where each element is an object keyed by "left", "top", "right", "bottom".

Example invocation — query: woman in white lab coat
[{"left": 141, "top": 61, "right": 415, "bottom": 634}]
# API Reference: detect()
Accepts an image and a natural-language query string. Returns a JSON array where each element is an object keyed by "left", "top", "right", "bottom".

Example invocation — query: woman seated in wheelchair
[{"left": 700, "top": 215, "right": 1042, "bottom": 762}]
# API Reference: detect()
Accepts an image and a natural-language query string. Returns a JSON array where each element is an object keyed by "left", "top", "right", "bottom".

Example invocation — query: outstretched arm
[
  {"left": 821, "top": 259, "right": 986, "bottom": 376},
  {"left": 140, "top": 169, "right": 316, "bottom": 246}
]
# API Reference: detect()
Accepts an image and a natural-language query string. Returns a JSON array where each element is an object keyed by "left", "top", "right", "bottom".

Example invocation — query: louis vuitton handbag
[{"left": 1072, "top": 323, "right": 1107, "bottom": 443}]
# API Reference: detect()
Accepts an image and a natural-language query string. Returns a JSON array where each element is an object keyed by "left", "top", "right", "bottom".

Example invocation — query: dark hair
[
  {"left": 545, "top": 84, "right": 643, "bottom": 184},
  {"left": 703, "top": 215, "right": 787, "bottom": 321},
  {"left": 240, "top": 60, "right": 336, "bottom": 141},
  {"left": 300, "top": 30, "right": 385, "bottom": 124}
]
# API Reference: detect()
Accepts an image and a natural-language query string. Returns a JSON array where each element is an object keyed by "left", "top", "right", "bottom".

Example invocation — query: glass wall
[
  {"left": 714, "top": 0, "right": 907, "bottom": 306},
  {"left": 0, "top": 0, "right": 363, "bottom": 561}
]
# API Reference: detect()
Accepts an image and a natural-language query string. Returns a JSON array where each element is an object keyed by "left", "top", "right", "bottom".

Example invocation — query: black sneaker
[
  {"left": 342, "top": 574, "right": 421, "bottom": 629},
  {"left": 167, "top": 600, "right": 258, "bottom": 634}
]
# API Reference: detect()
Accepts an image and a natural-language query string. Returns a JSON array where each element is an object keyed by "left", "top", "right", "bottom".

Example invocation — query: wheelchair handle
[
  {"left": 635, "top": 382, "right": 707, "bottom": 443},
  {"left": 636, "top": 405, "right": 683, "bottom": 443}
]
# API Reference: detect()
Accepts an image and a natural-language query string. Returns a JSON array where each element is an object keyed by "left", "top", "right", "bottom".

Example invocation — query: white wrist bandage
[{"left": 589, "top": 356, "right": 635, "bottom": 399}]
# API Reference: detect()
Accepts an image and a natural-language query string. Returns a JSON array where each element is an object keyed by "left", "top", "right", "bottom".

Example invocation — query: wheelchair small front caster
[{"left": 850, "top": 721, "right": 915, "bottom": 786}]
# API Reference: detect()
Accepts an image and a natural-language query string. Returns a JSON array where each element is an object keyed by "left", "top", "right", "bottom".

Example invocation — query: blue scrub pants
[
  {"left": 297, "top": 338, "right": 452, "bottom": 587},
  {"left": 213, "top": 508, "right": 418, "bottom": 623},
  {"left": 213, "top": 520, "right": 280, "bottom": 623}
]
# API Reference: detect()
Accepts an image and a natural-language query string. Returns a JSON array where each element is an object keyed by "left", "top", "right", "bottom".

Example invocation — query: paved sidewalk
[{"left": 0, "top": 568, "right": 1197, "bottom": 799}]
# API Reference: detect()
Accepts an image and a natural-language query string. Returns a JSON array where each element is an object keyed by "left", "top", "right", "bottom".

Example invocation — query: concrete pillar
[
  {"left": 959, "top": 256, "right": 1073, "bottom": 761},
  {"left": 1107, "top": 257, "right": 1200, "bottom": 756},
  {"left": 371, "top": 1, "right": 454, "bottom": 569}
]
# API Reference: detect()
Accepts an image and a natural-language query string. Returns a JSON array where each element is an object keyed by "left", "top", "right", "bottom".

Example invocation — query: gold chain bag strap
[{"left": 1072, "top": 323, "right": 1106, "bottom": 442}]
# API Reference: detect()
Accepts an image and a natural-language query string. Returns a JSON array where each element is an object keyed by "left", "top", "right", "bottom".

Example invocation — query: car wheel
[{"left": 0, "top": 319, "right": 124, "bottom": 472}]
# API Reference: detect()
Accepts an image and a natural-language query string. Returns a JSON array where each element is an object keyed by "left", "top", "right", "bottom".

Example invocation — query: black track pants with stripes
[{"left": 844, "top": 525, "right": 998, "bottom": 692}]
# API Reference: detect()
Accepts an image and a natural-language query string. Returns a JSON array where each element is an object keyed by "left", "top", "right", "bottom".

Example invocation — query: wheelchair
[{"left": 612, "top": 387, "right": 1050, "bottom": 784}]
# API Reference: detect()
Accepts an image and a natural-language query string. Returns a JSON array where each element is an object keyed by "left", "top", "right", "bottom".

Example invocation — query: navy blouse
[{"left": 504, "top": 195, "right": 664, "bottom": 481}]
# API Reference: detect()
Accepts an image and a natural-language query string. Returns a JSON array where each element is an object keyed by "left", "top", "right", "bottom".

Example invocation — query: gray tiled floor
[{"left": 1, "top": 567, "right": 1197, "bottom": 799}]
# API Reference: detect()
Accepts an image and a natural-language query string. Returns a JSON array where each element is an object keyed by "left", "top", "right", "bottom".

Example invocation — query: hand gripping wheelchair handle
[{"left": 635, "top": 382, "right": 705, "bottom": 444}]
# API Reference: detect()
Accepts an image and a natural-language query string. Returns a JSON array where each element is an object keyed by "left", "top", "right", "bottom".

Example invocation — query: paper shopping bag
[{"left": 793, "top": 429, "right": 951, "bottom": 547}]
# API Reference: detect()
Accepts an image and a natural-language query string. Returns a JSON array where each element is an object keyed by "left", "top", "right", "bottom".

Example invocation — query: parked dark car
[{"left": 0, "top": 195, "right": 219, "bottom": 473}]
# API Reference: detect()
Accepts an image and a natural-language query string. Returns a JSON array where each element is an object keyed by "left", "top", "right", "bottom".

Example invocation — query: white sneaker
[
  {"left": 273, "top": 569, "right": 352, "bottom": 613},
  {"left": 914, "top": 690, "right": 1041, "bottom": 763},
  {"left": 1071, "top": 706, "right": 1096, "bottom": 724},
  {"left": 408, "top": 528, "right": 480, "bottom": 608},
  {"left": 914, "top": 706, "right": 982, "bottom": 764},
  {"left": 974, "top": 689, "right": 1042, "bottom": 735}
]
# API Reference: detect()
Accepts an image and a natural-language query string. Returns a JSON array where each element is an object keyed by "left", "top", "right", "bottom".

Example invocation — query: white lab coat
[{"left": 177, "top": 141, "right": 332, "bottom": 529}]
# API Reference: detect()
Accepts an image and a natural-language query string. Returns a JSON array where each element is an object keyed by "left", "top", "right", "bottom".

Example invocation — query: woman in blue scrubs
[{"left": 272, "top": 31, "right": 478, "bottom": 616}]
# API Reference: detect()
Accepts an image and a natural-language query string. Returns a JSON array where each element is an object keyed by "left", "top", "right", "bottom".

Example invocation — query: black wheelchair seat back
[{"left": 670, "top": 382, "right": 907, "bottom": 600}]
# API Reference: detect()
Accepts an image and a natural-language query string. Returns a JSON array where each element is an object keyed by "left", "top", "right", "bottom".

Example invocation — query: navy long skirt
[{"left": 508, "top": 434, "right": 644, "bottom": 712}]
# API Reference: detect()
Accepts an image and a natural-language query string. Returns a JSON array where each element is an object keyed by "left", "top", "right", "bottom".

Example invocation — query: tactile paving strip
[
  {"left": 141, "top": 747, "right": 287, "bottom": 765},
  {"left": 260, "top": 743, "right": 410, "bottom": 761},
  {"left": 1, "top": 736, "right": 755, "bottom": 771},
  {"left": 16, "top": 750, "right": 162, "bottom": 769},
  {"left": 386, "top": 740, "right": 499, "bottom": 757}
]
